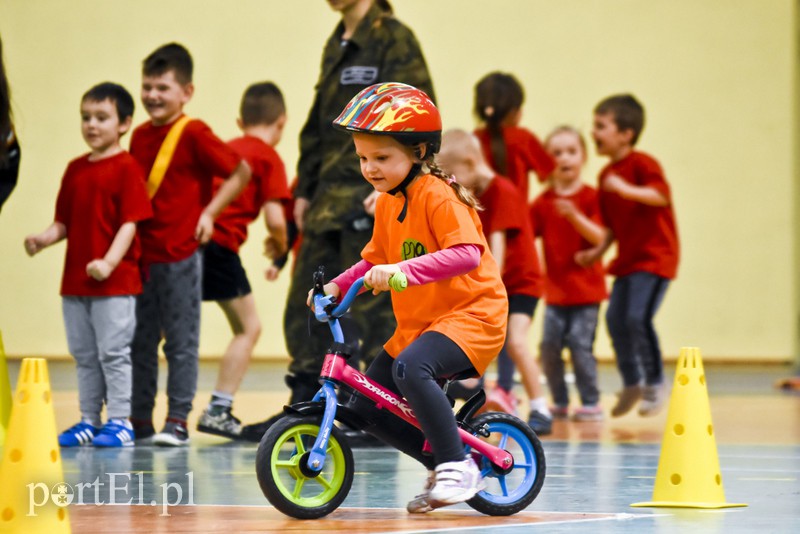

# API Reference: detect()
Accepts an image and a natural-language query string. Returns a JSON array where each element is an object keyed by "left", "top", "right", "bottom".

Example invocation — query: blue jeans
[
  {"left": 540, "top": 304, "right": 600, "bottom": 407},
  {"left": 606, "top": 272, "right": 670, "bottom": 387}
]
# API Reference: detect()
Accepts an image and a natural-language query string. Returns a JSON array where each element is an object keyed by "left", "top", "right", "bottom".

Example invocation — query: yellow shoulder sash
[{"left": 146, "top": 116, "right": 192, "bottom": 199}]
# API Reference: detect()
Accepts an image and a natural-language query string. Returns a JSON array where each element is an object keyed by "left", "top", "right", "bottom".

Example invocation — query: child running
[
  {"left": 578, "top": 94, "right": 679, "bottom": 417},
  {"left": 24, "top": 82, "right": 152, "bottom": 447},
  {"left": 438, "top": 128, "right": 552, "bottom": 435},
  {"left": 197, "top": 82, "right": 290, "bottom": 439},
  {"left": 322, "top": 83, "right": 508, "bottom": 512},
  {"left": 472, "top": 72, "right": 555, "bottom": 411},
  {"left": 530, "top": 126, "right": 607, "bottom": 421}
]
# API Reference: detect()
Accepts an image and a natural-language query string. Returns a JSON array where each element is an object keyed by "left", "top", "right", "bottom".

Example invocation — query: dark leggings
[{"left": 349, "top": 331, "right": 476, "bottom": 469}]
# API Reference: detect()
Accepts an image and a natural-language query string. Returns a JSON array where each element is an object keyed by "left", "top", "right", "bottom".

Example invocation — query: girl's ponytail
[{"left": 474, "top": 72, "right": 525, "bottom": 176}]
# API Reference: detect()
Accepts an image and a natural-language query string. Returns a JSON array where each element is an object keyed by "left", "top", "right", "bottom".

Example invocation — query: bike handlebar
[{"left": 312, "top": 267, "right": 407, "bottom": 322}]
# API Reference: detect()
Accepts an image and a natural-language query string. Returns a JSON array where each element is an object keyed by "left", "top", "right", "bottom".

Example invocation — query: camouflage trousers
[{"left": 283, "top": 226, "right": 396, "bottom": 377}]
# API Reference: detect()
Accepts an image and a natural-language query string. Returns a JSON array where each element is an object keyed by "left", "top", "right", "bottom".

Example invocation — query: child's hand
[
  {"left": 265, "top": 265, "right": 281, "bottom": 282},
  {"left": 575, "top": 247, "right": 602, "bottom": 267},
  {"left": 264, "top": 235, "right": 287, "bottom": 260},
  {"left": 86, "top": 259, "right": 114, "bottom": 281},
  {"left": 23, "top": 235, "right": 43, "bottom": 256},
  {"left": 195, "top": 213, "right": 214, "bottom": 244},
  {"left": 554, "top": 198, "right": 577, "bottom": 219},
  {"left": 603, "top": 174, "right": 628, "bottom": 196},
  {"left": 306, "top": 282, "right": 341, "bottom": 307},
  {"left": 363, "top": 190, "right": 380, "bottom": 216},
  {"left": 364, "top": 264, "right": 401, "bottom": 294}
]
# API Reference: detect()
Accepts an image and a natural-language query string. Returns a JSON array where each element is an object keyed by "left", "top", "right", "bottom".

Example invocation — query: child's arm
[
  {"left": 24, "top": 222, "right": 66, "bottom": 256},
  {"left": 554, "top": 199, "right": 607, "bottom": 245},
  {"left": 195, "top": 161, "right": 252, "bottom": 243},
  {"left": 487, "top": 231, "right": 506, "bottom": 272},
  {"left": 263, "top": 200, "right": 288, "bottom": 261},
  {"left": 603, "top": 175, "right": 669, "bottom": 207},
  {"left": 387, "top": 244, "right": 481, "bottom": 288},
  {"left": 575, "top": 229, "right": 614, "bottom": 267},
  {"left": 85, "top": 221, "right": 137, "bottom": 281}
]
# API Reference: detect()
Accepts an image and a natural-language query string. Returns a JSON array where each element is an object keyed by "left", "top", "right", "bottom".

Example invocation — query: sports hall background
[{"left": 0, "top": 0, "right": 795, "bottom": 366}]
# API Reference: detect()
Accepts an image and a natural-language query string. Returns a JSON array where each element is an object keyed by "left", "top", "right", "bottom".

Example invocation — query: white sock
[{"left": 529, "top": 397, "right": 551, "bottom": 417}]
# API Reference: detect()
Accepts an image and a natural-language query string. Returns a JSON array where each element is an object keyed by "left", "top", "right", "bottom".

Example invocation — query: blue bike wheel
[{"left": 465, "top": 412, "right": 546, "bottom": 515}]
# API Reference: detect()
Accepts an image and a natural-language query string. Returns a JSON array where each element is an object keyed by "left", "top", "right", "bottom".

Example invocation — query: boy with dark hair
[
  {"left": 578, "top": 93, "right": 680, "bottom": 418},
  {"left": 197, "top": 81, "right": 290, "bottom": 439},
  {"left": 25, "top": 82, "right": 152, "bottom": 447},
  {"left": 129, "top": 42, "right": 251, "bottom": 446}
]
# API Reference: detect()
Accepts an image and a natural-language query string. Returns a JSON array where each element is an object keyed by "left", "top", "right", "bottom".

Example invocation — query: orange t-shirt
[{"left": 361, "top": 174, "right": 508, "bottom": 376}]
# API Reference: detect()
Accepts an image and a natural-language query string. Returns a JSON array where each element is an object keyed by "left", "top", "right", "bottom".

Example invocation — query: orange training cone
[
  {"left": 631, "top": 347, "right": 746, "bottom": 509},
  {"left": 0, "top": 331, "right": 11, "bottom": 446},
  {"left": 0, "top": 358, "right": 71, "bottom": 533}
]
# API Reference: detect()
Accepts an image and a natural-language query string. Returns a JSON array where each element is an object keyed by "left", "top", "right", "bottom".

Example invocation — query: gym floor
[{"left": 5, "top": 359, "right": 800, "bottom": 533}]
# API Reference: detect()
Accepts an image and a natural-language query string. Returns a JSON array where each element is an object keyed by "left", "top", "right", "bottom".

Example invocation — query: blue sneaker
[
  {"left": 93, "top": 419, "right": 135, "bottom": 448},
  {"left": 58, "top": 421, "right": 100, "bottom": 447}
]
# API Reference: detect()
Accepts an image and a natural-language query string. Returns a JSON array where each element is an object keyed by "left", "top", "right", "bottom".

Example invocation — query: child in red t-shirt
[
  {"left": 473, "top": 72, "right": 555, "bottom": 200},
  {"left": 197, "top": 82, "right": 290, "bottom": 439},
  {"left": 578, "top": 94, "right": 680, "bottom": 418},
  {"left": 25, "top": 83, "right": 152, "bottom": 448},
  {"left": 438, "top": 129, "right": 552, "bottom": 436},
  {"left": 128, "top": 43, "right": 251, "bottom": 446},
  {"left": 530, "top": 126, "right": 607, "bottom": 422}
]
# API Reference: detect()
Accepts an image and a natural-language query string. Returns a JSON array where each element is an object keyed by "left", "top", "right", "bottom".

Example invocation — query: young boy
[
  {"left": 197, "top": 82, "right": 290, "bottom": 439},
  {"left": 25, "top": 82, "right": 152, "bottom": 447},
  {"left": 578, "top": 94, "right": 680, "bottom": 417},
  {"left": 129, "top": 43, "right": 251, "bottom": 446},
  {"left": 438, "top": 129, "right": 552, "bottom": 435},
  {"left": 531, "top": 126, "right": 607, "bottom": 422}
]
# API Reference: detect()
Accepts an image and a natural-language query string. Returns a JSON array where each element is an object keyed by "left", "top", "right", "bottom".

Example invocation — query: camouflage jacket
[{"left": 296, "top": 3, "right": 435, "bottom": 234}]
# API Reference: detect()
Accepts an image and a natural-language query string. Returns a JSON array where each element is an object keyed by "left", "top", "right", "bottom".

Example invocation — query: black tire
[
  {"left": 465, "top": 412, "right": 546, "bottom": 516},
  {"left": 255, "top": 415, "right": 354, "bottom": 519}
]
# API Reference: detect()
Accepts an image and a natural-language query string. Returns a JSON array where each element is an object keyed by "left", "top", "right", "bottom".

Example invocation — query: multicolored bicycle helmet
[{"left": 333, "top": 82, "right": 442, "bottom": 154}]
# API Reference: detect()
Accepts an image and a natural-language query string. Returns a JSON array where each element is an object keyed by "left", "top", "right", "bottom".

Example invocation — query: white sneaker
[
  {"left": 428, "top": 456, "right": 484, "bottom": 505},
  {"left": 406, "top": 470, "right": 436, "bottom": 513},
  {"left": 639, "top": 383, "right": 667, "bottom": 416}
]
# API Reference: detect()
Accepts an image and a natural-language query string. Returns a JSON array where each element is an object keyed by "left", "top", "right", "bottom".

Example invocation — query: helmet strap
[{"left": 388, "top": 162, "right": 422, "bottom": 223}]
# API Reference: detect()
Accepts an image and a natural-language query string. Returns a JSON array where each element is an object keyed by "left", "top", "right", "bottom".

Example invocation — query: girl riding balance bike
[{"left": 255, "top": 83, "right": 545, "bottom": 519}]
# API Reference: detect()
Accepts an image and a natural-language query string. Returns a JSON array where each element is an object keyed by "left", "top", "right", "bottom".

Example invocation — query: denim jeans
[
  {"left": 540, "top": 304, "right": 600, "bottom": 407},
  {"left": 605, "top": 272, "right": 670, "bottom": 387}
]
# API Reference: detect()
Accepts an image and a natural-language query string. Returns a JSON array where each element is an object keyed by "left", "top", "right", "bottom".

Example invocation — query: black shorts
[
  {"left": 508, "top": 294, "right": 539, "bottom": 317},
  {"left": 202, "top": 241, "right": 252, "bottom": 301}
]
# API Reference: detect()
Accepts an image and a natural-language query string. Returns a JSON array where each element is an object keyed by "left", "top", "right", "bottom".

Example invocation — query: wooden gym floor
[{"left": 4, "top": 359, "right": 800, "bottom": 533}]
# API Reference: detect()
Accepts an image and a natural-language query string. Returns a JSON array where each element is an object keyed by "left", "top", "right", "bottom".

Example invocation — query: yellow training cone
[
  {"left": 631, "top": 347, "right": 746, "bottom": 509},
  {"left": 0, "top": 331, "right": 11, "bottom": 446},
  {"left": 0, "top": 358, "right": 71, "bottom": 533}
]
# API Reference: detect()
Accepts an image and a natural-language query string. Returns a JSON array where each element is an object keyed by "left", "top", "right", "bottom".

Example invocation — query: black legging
[{"left": 348, "top": 331, "right": 475, "bottom": 469}]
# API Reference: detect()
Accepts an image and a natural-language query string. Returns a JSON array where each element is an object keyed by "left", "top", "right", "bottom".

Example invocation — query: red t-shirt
[
  {"left": 474, "top": 125, "right": 555, "bottom": 197},
  {"left": 130, "top": 117, "right": 241, "bottom": 264},
  {"left": 530, "top": 185, "right": 608, "bottom": 305},
  {"left": 362, "top": 175, "right": 507, "bottom": 376},
  {"left": 477, "top": 176, "right": 543, "bottom": 298},
  {"left": 211, "top": 136, "right": 290, "bottom": 253},
  {"left": 597, "top": 151, "right": 680, "bottom": 279},
  {"left": 54, "top": 152, "right": 152, "bottom": 296}
]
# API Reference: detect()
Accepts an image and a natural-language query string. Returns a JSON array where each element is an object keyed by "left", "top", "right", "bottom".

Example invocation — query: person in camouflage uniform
[{"left": 240, "top": 0, "right": 434, "bottom": 440}]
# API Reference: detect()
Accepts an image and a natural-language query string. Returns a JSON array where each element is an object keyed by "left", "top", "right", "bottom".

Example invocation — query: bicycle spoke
[
  {"left": 292, "top": 476, "right": 306, "bottom": 498},
  {"left": 291, "top": 431, "right": 308, "bottom": 454},
  {"left": 498, "top": 475, "right": 510, "bottom": 497}
]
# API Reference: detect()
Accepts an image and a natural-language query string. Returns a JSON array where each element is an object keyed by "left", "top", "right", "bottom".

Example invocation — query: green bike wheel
[{"left": 255, "top": 415, "right": 354, "bottom": 519}]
